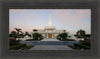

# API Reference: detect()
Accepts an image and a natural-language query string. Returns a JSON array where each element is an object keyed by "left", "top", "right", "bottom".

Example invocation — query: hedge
[
  {"left": 74, "top": 43, "right": 90, "bottom": 49},
  {"left": 9, "top": 43, "right": 26, "bottom": 50}
]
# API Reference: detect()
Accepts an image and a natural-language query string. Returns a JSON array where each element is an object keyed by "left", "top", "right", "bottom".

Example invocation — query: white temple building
[{"left": 31, "top": 14, "right": 67, "bottom": 39}]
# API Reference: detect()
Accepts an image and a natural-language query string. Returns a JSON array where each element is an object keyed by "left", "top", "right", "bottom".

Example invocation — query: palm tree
[
  {"left": 14, "top": 28, "right": 22, "bottom": 37},
  {"left": 15, "top": 28, "right": 21, "bottom": 35},
  {"left": 20, "top": 31, "right": 25, "bottom": 38}
]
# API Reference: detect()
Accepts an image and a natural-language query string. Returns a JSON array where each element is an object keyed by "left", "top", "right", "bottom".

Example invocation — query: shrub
[
  {"left": 56, "top": 33, "right": 68, "bottom": 40},
  {"left": 10, "top": 45, "right": 20, "bottom": 50},
  {"left": 9, "top": 40, "right": 20, "bottom": 46},
  {"left": 9, "top": 43, "right": 27, "bottom": 50},
  {"left": 80, "top": 39, "right": 91, "bottom": 46},
  {"left": 25, "top": 39, "right": 34, "bottom": 41},
  {"left": 25, "top": 39, "right": 42, "bottom": 41},
  {"left": 9, "top": 39, "right": 34, "bottom": 50},
  {"left": 32, "top": 33, "right": 44, "bottom": 40},
  {"left": 19, "top": 43, "right": 26, "bottom": 47},
  {"left": 67, "top": 45, "right": 74, "bottom": 49},
  {"left": 23, "top": 45, "right": 34, "bottom": 50},
  {"left": 74, "top": 43, "right": 90, "bottom": 49},
  {"left": 63, "top": 39, "right": 75, "bottom": 41},
  {"left": 57, "top": 38, "right": 75, "bottom": 41}
]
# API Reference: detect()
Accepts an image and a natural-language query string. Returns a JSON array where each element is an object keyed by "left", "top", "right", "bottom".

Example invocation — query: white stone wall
[{"left": 31, "top": 28, "right": 67, "bottom": 39}]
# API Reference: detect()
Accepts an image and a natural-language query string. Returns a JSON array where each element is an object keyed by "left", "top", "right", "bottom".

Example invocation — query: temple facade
[{"left": 31, "top": 14, "right": 67, "bottom": 39}]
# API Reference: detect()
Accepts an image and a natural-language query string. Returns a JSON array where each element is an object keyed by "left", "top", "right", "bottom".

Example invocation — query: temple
[{"left": 31, "top": 14, "right": 67, "bottom": 39}]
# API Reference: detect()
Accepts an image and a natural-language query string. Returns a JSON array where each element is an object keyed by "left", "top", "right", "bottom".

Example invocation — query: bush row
[
  {"left": 10, "top": 43, "right": 26, "bottom": 50},
  {"left": 9, "top": 40, "right": 20, "bottom": 46},
  {"left": 25, "top": 39, "right": 42, "bottom": 41},
  {"left": 74, "top": 43, "right": 90, "bottom": 49},
  {"left": 10, "top": 43, "right": 34, "bottom": 50},
  {"left": 57, "top": 38, "right": 75, "bottom": 41}
]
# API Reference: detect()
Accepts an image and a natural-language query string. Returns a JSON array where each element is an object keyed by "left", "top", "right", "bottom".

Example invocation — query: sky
[{"left": 9, "top": 9, "right": 91, "bottom": 34}]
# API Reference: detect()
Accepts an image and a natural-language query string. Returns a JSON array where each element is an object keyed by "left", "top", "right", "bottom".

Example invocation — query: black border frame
[{"left": 0, "top": 0, "right": 100, "bottom": 59}]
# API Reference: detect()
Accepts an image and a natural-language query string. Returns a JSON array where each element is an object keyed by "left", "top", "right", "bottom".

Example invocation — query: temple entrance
[{"left": 48, "top": 34, "right": 52, "bottom": 38}]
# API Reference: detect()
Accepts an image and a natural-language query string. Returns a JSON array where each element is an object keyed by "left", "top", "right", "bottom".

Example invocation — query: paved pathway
[
  {"left": 29, "top": 45, "right": 73, "bottom": 50},
  {"left": 20, "top": 40, "right": 80, "bottom": 50},
  {"left": 20, "top": 41, "right": 80, "bottom": 45},
  {"left": 41, "top": 38, "right": 59, "bottom": 41}
]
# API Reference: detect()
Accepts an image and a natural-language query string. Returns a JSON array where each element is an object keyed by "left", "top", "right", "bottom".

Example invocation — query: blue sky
[{"left": 9, "top": 9, "right": 91, "bottom": 34}]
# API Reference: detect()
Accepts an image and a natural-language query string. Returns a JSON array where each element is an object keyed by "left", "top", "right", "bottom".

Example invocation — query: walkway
[
  {"left": 20, "top": 41, "right": 80, "bottom": 45},
  {"left": 29, "top": 45, "right": 73, "bottom": 50},
  {"left": 20, "top": 40, "right": 80, "bottom": 50},
  {"left": 41, "top": 38, "right": 59, "bottom": 41}
]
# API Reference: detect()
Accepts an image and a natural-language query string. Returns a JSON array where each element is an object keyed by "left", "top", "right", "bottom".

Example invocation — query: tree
[
  {"left": 76, "top": 29, "right": 86, "bottom": 38},
  {"left": 63, "top": 30, "right": 66, "bottom": 33},
  {"left": 25, "top": 32, "right": 28, "bottom": 35},
  {"left": 14, "top": 28, "right": 22, "bottom": 38},
  {"left": 85, "top": 34, "right": 91, "bottom": 39},
  {"left": 32, "top": 33, "right": 43, "bottom": 40},
  {"left": 10, "top": 31, "right": 17, "bottom": 38},
  {"left": 24, "top": 32, "right": 31, "bottom": 37},
  {"left": 10, "top": 28, "right": 25, "bottom": 38},
  {"left": 19, "top": 33, "right": 25, "bottom": 38},
  {"left": 33, "top": 29, "right": 37, "bottom": 32},
  {"left": 68, "top": 36, "right": 71, "bottom": 38},
  {"left": 56, "top": 33, "right": 68, "bottom": 40},
  {"left": 15, "top": 28, "right": 21, "bottom": 35}
]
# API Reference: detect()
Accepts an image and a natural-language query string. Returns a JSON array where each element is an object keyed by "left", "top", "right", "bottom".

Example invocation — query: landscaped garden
[
  {"left": 68, "top": 39, "right": 90, "bottom": 50},
  {"left": 56, "top": 33, "right": 75, "bottom": 41},
  {"left": 25, "top": 33, "right": 44, "bottom": 41},
  {"left": 67, "top": 29, "right": 91, "bottom": 50},
  {"left": 9, "top": 28, "right": 44, "bottom": 50},
  {"left": 9, "top": 28, "right": 91, "bottom": 50},
  {"left": 9, "top": 39, "right": 34, "bottom": 50}
]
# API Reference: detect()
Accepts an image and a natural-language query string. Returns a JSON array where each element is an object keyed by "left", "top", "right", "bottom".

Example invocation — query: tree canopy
[
  {"left": 56, "top": 33, "right": 68, "bottom": 40},
  {"left": 76, "top": 29, "right": 86, "bottom": 38},
  {"left": 32, "top": 33, "right": 43, "bottom": 40}
]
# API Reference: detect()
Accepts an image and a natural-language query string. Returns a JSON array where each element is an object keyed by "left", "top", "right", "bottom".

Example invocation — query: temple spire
[{"left": 48, "top": 13, "right": 52, "bottom": 26}]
